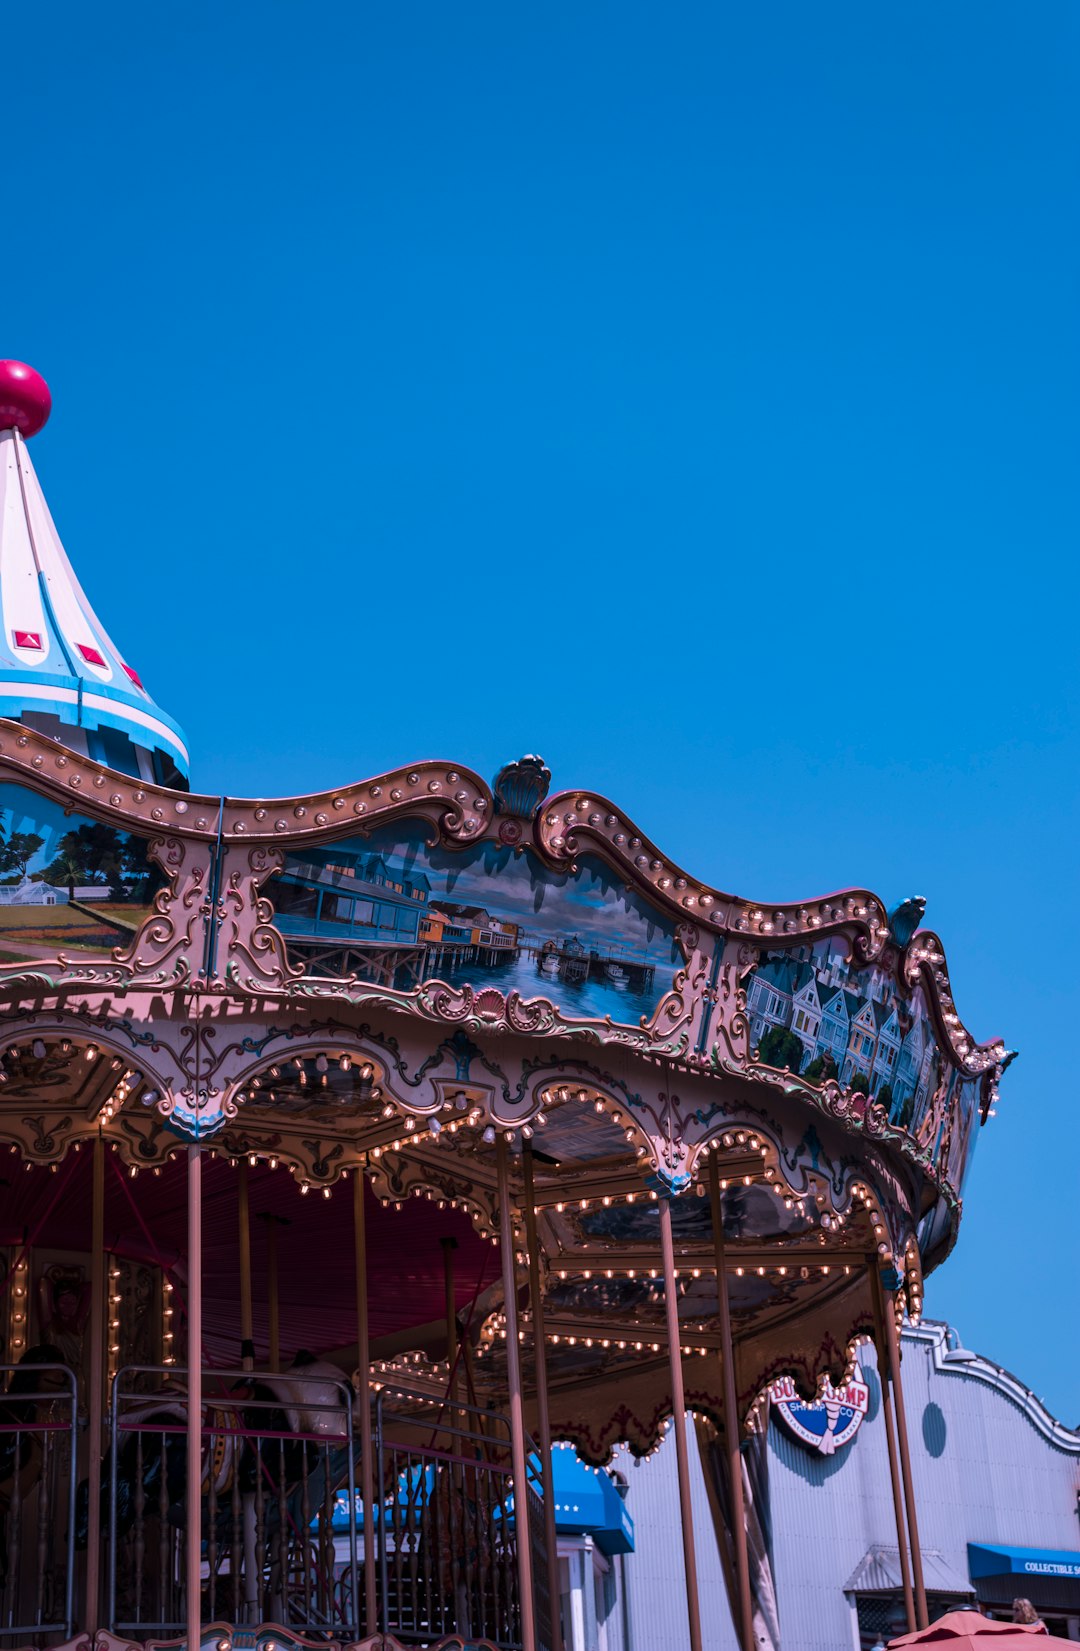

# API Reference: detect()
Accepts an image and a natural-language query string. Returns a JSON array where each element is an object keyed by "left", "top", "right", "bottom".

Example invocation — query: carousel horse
[
  {"left": 0, "top": 1345, "right": 70, "bottom": 1593},
  {"left": 74, "top": 1379, "right": 243, "bottom": 1547},
  {"left": 75, "top": 1352, "right": 351, "bottom": 1550}
]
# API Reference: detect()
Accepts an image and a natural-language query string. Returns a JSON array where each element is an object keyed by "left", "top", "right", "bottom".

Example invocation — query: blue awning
[
  {"left": 546, "top": 1447, "right": 634, "bottom": 1556},
  {"left": 323, "top": 1453, "right": 634, "bottom": 1557},
  {"left": 968, "top": 1543, "right": 1080, "bottom": 1582}
]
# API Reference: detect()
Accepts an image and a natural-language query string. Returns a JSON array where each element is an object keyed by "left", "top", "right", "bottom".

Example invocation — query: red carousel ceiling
[{"left": 0, "top": 1146, "right": 494, "bottom": 1366}]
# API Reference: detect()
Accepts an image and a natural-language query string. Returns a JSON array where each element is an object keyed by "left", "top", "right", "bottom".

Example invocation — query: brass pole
[
  {"left": 441, "top": 1235, "right": 459, "bottom": 1404},
  {"left": 261, "top": 1214, "right": 282, "bottom": 1374},
  {"left": 879, "top": 1276, "right": 928, "bottom": 1628},
  {"left": 496, "top": 1136, "right": 537, "bottom": 1651},
  {"left": 523, "top": 1142, "right": 564, "bottom": 1651},
  {"left": 709, "top": 1156, "right": 755, "bottom": 1651},
  {"left": 870, "top": 1265, "right": 916, "bottom": 1633},
  {"left": 186, "top": 1145, "right": 203, "bottom": 1647},
  {"left": 353, "top": 1166, "right": 378, "bottom": 1637},
  {"left": 658, "top": 1193, "right": 704, "bottom": 1651},
  {"left": 237, "top": 1158, "right": 254, "bottom": 1371},
  {"left": 84, "top": 1134, "right": 106, "bottom": 1632}
]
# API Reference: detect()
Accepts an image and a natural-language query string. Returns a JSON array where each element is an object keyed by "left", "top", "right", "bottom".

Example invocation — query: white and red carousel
[{"left": 0, "top": 360, "right": 1014, "bottom": 1651}]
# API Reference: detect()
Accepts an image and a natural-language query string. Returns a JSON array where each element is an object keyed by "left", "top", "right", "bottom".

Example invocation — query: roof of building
[
  {"left": 845, "top": 1544, "right": 973, "bottom": 1597},
  {"left": 0, "top": 370, "right": 188, "bottom": 781}
]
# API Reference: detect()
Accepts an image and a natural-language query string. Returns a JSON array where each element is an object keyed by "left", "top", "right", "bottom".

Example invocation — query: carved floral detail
[{"left": 112, "top": 836, "right": 213, "bottom": 986}]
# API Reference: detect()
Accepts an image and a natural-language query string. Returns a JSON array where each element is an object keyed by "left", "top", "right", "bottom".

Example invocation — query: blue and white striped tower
[{"left": 0, "top": 361, "right": 189, "bottom": 787}]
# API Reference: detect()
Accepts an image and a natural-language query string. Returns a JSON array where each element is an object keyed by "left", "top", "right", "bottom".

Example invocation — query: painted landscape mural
[
  {"left": 271, "top": 822, "right": 682, "bottom": 1025},
  {"left": 0, "top": 783, "right": 163, "bottom": 965},
  {"left": 743, "top": 937, "right": 981, "bottom": 1187}
]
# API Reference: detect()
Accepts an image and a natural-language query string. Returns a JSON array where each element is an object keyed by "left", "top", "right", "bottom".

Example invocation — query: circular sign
[{"left": 770, "top": 1363, "right": 869, "bottom": 1456}]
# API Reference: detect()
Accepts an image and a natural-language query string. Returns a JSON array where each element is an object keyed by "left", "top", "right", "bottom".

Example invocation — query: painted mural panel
[
  {"left": 270, "top": 822, "right": 682, "bottom": 1027},
  {"left": 742, "top": 937, "right": 981, "bottom": 1186},
  {"left": 0, "top": 783, "right": 164, "bottom": 966}
]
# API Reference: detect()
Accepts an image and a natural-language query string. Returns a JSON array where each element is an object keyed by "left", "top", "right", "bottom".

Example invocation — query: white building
[{"left": 610, "top": 1322, "right": 1080, "bottom": 1651}]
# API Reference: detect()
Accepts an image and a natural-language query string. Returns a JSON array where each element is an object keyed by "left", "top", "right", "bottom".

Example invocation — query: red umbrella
[{"left": 889, "top": 1611, "right": 1061, "bottom": 1650}]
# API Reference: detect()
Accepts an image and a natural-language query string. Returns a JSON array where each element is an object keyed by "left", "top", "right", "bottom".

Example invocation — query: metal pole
[
  {"left": 186, "top": 1145, "right": 203, "bottom": 1648},
  {"left": 658, "top": 1192, "right": 704, "bottom": 1651},
  {"left": 261, "top": 1214, "right": 281, "bottom": 1373},
  {"left": 870, "top": 1265, "right": 916, "bottom": 1632},
  {"left": 496, "top": 1136, "right": 537, "bottom": 1651},
  {"left": 237, "top": 1157, "right": 254, "bottom": 1371},
  {"left": 84, "top": 1133, "right": 106, "bottom": 1632},
  {"left": 523, "top": 1142, "right": 564, "bottom": 1651},
  {"left": 441, "top": 1235, "right": 459, "bottom": 1405},
  {"left": 879, "top": 1275, "right": 928, "bottom": 1629},
  {"left": 709, "top": 1156, "right": 755, "bottom": 1651},
  {"left": 353, "top": 1165, "right": 378, "bottom": 1638}
]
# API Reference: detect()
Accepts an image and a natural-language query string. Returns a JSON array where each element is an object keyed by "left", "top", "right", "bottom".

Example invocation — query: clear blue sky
[{"left": 7, "top": 3, "right": 1078, "bottom": 1419}]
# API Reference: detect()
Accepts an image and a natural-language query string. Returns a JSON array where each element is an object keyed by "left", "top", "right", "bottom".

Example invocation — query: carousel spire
[{"left": 0, "top": 361, "right": 189, "bottom": 786}]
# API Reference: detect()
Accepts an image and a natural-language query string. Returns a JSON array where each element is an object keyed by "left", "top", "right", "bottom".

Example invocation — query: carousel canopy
[
  {"left": 0, "top": 362, "right": 188, "bottom": 788},
  {"left": 0, "top": 362, "right": 1016, "bottom": 1467}
]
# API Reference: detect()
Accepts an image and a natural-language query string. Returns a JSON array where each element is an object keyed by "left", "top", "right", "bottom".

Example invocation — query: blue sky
[{"left": 6, "top": 2, "right": 1078, "bottom": 1419}]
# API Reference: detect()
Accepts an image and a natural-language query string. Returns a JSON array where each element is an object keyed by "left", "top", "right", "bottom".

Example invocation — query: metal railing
[
  {"left": 0, "top": 1363, "right": 77, "bottom": 1642},
  {"left": 374, "top": 1388, "right": 551, "bottom": 1651},
  {"left": 107, "top": 1366, "right": 359, "bottom": 1642}
]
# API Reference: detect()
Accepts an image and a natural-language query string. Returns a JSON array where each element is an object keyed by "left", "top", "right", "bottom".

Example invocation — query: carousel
[{"left": 0, "top": 360, "right": 1014, "bottom": 1651}]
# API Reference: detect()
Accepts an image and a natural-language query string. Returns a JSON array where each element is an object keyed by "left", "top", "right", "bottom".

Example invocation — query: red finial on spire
[{"left": 0, "top": 362, "right": 52, "bottom": 438}]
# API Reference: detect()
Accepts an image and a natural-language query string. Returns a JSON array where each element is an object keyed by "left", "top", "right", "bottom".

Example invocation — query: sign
[{"left": 770, "top": 1363, "right": 869, "bottom": 1456}]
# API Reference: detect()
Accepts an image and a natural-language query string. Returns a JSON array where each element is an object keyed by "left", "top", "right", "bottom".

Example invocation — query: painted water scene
[
  {"left": 271, "top": 822, "right": 681, "bottom": 1024},
  {"left": 0, "top": 783, "right": 163, "bottom": 964}
]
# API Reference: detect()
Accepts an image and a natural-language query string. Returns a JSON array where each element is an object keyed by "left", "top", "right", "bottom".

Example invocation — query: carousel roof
[
  {"left": 0, "top": 361, "right": 1017, "bottom": 1466},
  {"left": 0, "top": 362, "right": 189, "bottom": 785}
]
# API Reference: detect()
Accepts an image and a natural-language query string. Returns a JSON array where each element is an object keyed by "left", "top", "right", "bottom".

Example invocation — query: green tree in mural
[
  {"left": 114, "top": 830, "right": 157, "bottom": 902},
  {"left": 803, "top": 1051, "right": 838, "bottom": 1083},
  {"left": 757, "top": 1025, "right": 805, "bottom": 1072},
  {"left": 39, "top": 822, "right": 156, "bottom": 903},
  {"left": 40, "top": 833, "right": 91, "bottom": 902},
  {"left": 0, "top": 830, "right": 44, "bottom": 882}
]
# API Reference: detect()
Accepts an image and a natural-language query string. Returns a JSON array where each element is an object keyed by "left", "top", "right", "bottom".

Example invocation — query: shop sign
[{"left": 770, "top": 1363, "right": 869, "bottom": 1455}]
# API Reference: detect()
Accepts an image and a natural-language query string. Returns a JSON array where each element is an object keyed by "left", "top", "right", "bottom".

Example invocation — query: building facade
[{"left": 615, "top": 1322, "right": 1080, "bottom": 1651}]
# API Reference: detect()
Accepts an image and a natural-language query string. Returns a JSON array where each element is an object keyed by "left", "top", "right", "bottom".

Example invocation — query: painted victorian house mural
[{"left": 743, "top": 936, "right": 968, "bottom": 1174}]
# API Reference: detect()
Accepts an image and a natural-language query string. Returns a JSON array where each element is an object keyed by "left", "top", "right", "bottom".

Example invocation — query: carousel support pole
[
  {"left": 353, "top": 1165, "right": 378, "bottom": 1639},
  {"left": 522, "top": 1142, "right": 564, "bottom": 1651},
  {"left": 238, "top": 1157, "right": 254, "bottom": 1371},
  {"left": 186, "top": 1145, "right": 203, "bottom": 1651},
  {"left": 440, "top": 1236, "right": 459, "bottom": 1405},
  {"left": 658, "top": 1191, "right": 704, "bottom": 1651},
  {"left": 709, "top": 1156, "right": 755, "bottom": 1651},
  {"left": 870, "top": 1265, "right": 916, "bottom": 1633},
  {"left": 878, "top": 1270, "right": 928, "bottom": 1629},
  {"left": 258, "top": 1214, "right": 283, "bottom": 1373},
  {"left": 495, "top": 1136, "right": 537, "bottom": 1651},
  {"left": 84, "top": 1133, "right": 106, "bottom": 1633}
]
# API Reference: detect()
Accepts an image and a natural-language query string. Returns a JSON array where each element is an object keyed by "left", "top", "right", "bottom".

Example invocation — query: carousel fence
[
  {"left": 0, "top": 1363, "right": 77, "bottom": 1644},
  {"left": 107, "top": 1366, "right": 359, "bottom": 1642},
  {"left": 374, "top": 1388, "right": 551, "bottom": 1651}
]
